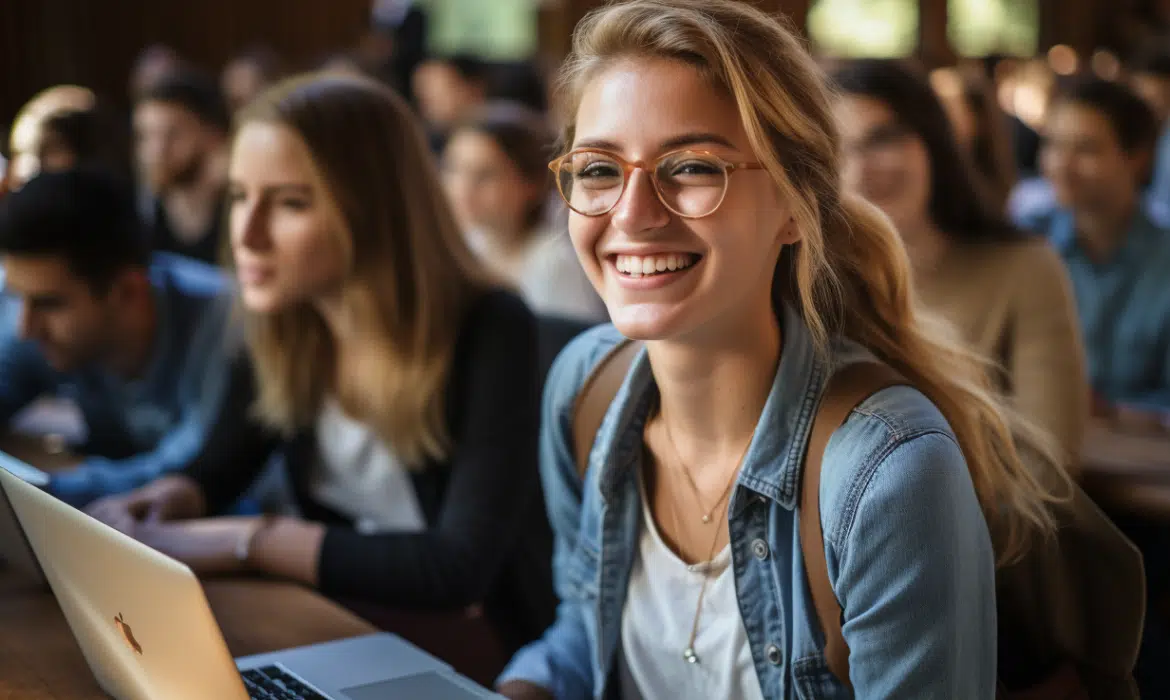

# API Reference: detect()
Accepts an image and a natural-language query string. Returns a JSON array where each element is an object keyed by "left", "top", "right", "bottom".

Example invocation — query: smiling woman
[{"left": 495, "top": 1, "right": 1069, "bottom": 699}]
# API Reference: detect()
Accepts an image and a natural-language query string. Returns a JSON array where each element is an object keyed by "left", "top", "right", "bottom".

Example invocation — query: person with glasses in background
[{"left": 496, "top": 1, "right": 1068, "bottom": 698}]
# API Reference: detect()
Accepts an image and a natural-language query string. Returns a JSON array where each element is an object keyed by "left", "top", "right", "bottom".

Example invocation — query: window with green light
[
  {"left": 808, "top": 0, "right": 919, "bottom": 58},
  {"left": 948, "top": 0, "right": 1038, "bottom": 57},
  {"left": 418, "top": 0, "right": 540, "bottom": 61}
]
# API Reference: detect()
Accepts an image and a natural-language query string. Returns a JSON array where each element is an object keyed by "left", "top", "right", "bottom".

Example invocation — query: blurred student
[
  {"left": 6, "top": 85, "right": 131, "bottom": 191},
  {"left": 129, "top": 44, "right": 183, "bottom": 101},
  {"left": 1017, "top": 76, "right": 1170, "bottom": 421},
  {"left": 221, "top": 45, "right": 283, "bottom": 114},
  {"left": 89, "top": 73, "right": 554, "bottom": 665},
  {"left": 834, "top": 59, "right": 1087, "bottom": 467},
  {"left": 134, "top": 69, "right": 231, "bottom": 265},
  {"left": 0, "top": 170, "right": 234, "bottom": 507},
  {"left": 930, "top": 63, "right": 1018, "bottom": 212},
  {"left": 413, "top": 54, "right": 489, "bottom": 150},
  {"left": 443, "top": 103, "right": 605, "bottom": 323}
]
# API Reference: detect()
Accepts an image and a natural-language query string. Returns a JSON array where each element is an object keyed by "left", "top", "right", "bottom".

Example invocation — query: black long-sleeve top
[{"left": 182, "top": 290, "right": 554, "bottom": 649}]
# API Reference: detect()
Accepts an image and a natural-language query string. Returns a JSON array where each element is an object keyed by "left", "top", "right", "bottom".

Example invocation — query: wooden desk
[
  {"left": 1080, "top": 421, "right": 1170, "bottom": 519},
  {"left": 0, "top": 571, "right": 376, "bottom": 699}
]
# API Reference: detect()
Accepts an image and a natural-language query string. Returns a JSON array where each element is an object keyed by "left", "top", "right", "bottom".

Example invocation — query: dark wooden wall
[{"left": 0, "top": 0, "right": 372, "bottom": 129}]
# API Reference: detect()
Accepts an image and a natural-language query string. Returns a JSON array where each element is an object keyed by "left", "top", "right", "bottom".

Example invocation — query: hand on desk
[{"left": 86, "top": 474, "right": 207, "bottom": 531}]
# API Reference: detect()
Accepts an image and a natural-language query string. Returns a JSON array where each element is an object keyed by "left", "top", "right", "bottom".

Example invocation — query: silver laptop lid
[{"left": 0, "top": 466, "right": 250, "bottom": 700}]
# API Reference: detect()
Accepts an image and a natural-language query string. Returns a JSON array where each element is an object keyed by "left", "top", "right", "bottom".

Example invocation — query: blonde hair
[
  {"left": 559, "top": 0, "right": 1067, "bottom": 563},
  {"left": 234, "top": 73, "right": 492, "bottom": 466}
]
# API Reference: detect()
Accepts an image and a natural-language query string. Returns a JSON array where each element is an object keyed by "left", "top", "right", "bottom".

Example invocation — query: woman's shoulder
[{"left": 816, "top": 371, "right": 971, "bottom": 547}]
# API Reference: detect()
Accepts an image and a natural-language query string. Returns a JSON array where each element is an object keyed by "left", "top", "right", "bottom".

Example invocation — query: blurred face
[
  {"left": 442, "top": 130, "right": 538, "bottom": 234},
  {"left": 567, "top": 58, "right": 794, "bottom": 341},
  {"left": 222, "top": 61, "right": 268, "bottom": 113},
  {"left": 835, "top": 95, "right": 932, "bottom": 234},
  {"left": 228, "top": 122, "right": 347, "bottom": 314},
  {"left": 1130, "top": 73, "right": 1170, "bottom": 125},
  {"left": 1040, "top": 102, "right": 1142, "bottom": 212},
  {"left": 412, "top": 62, "right": 484, "bottom": 128},
  {"left": 1, "top": 256, "right": 115, "bottom": 371},
  {"left": 134, "top": 101, "right": 215, "bottom": 192}
]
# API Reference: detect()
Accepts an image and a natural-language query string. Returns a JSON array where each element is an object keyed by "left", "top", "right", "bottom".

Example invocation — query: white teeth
[{"left": 615, "top": 253, "right": 695, "bottom": 276}]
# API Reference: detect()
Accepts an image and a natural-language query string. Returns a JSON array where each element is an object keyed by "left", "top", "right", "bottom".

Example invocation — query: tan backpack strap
[
  {"left": 571, "top": 339, "right": 643, "bottom": 478},
  {"left": 799, "top": 361, "right": 907, "bottom": 690}
]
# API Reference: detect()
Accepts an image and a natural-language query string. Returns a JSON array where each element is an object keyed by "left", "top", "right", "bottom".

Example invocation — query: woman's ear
[{"left": 778, "top": 215, "right": 801, "bottom": 245}]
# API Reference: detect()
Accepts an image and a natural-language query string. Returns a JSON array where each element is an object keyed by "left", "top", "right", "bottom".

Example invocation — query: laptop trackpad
[{"left": 343, "top": 671, "right": 491, "bottom": 699}]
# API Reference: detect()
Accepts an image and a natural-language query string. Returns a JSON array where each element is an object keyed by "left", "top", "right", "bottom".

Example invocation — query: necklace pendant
[
  {"left": 701, "top": 514, "right": 711, "bottom": 524},
  {"left": 683, "top": 647, "right": 699, "bottom": 664}
]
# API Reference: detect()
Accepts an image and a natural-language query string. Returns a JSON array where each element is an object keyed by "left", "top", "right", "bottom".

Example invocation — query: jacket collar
[{"left": 595, "top": 302, "right": 838, "bottom": 513}]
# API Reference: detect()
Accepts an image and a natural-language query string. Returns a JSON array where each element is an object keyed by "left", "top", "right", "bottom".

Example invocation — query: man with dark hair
[
  {"left": 0, "top": 169, "right": 237, "bottom": 507},
  {"left": 134, "top": 68, "right": 230, "bottom": 264}
]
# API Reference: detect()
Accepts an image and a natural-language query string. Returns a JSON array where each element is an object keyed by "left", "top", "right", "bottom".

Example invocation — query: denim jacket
[{"left": 500, "top": 303, "right": 996, "bottom": 699}]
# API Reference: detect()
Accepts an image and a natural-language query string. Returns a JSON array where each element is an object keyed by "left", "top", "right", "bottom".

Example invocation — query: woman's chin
[{"left": 607, "top": 302, "right": 691, "bottom": 341}]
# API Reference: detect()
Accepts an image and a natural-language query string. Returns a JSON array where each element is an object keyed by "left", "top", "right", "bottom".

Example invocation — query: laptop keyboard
[{"left": 242, "top": 665, "right": 329, "bottom": 700}]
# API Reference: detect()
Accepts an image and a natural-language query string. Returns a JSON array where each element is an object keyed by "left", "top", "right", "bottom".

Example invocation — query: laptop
[
  {"left": 0, "top": 463, "right": 501, "bottom": 700},
  {"left": 0, "top": 455, "right": 47, "bottom": 585}
]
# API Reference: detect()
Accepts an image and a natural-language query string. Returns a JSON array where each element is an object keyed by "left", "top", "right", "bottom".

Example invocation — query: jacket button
[
  {"left": 766, "top": 643, "right": 782, "bottom": 666},
  {"left": 752, "top": 539, "right": 770, "bottom": 560}
]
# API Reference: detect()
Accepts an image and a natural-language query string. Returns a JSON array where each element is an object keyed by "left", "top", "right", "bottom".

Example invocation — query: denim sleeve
[
  {"left": 834, "top": 431, "right": 997, "bottom": 699},
  {"left": 49, "top": 297, "right": 236, "bottom": 508},
  {"left": 497, "top": 327, "right": 620, "bottom": 699}
]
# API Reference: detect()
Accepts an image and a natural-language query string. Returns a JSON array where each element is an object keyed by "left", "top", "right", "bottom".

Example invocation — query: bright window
[
  {"left": 808, "top": 0, "right": 919, "bottom": 58},
  {"left": 948, "top": 0, "right": 1039, "bottom": 57}
]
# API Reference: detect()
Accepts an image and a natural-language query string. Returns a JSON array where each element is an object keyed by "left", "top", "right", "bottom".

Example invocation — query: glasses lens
[
  {"left": 655, "top": 152, "right": 729, "bottom": 217},
  {"left": 557, "top": 151, "right": 624, "bottom": 215}
]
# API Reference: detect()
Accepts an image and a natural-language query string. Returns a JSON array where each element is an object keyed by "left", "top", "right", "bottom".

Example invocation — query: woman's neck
[{"left": 649, "top": 306, "right": 781, "bottom": 471}]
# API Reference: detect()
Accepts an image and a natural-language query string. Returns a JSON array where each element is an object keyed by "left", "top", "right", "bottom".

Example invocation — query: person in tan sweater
[{"left": 832, "top": 60, "right": 1089, "bottom": 470}]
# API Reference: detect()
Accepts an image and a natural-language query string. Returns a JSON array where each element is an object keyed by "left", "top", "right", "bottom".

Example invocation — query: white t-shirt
[
  {"left": 307, "top": 398, "right": 426, "bottom": 535},
  {"left": 618, "top": 473, "right": 765, "bottom": 700}
]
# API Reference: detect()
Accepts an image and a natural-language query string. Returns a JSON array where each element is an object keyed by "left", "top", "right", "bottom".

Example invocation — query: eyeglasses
[{"left": 548, "top": 148, "right": 765, "bottom": 219}]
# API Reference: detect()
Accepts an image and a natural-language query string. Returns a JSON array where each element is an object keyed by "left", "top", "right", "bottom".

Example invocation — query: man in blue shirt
[
  {"left": 0, "top": 169, "right": 236, "bottom": 507},
  {"left": 1016, "top": 76, "right": 1170, "bottom": 417}
]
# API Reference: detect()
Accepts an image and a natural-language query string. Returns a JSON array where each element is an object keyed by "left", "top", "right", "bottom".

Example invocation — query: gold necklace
[
  {"left": 652, "top": 408, "right": 753, "bottom": 664},
  {"left": 660, "top": 408, "right": 749, "bottom": 524}
]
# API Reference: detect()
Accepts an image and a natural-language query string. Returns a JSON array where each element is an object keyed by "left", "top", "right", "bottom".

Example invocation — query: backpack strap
[
  {"left": 571, "top": 339, "right": 643, "bottom": 478},
  {"left": 799, "top": 362, "right": 907, "bottom": 690}
]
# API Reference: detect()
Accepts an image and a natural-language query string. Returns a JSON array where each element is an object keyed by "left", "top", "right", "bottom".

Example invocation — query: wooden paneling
[{"left": 0, "top": 0, "right": 373, "bottom": 130}]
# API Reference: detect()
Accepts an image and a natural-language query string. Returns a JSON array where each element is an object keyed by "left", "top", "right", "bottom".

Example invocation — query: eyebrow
[
  {"left": 227, "top": 181, "right": 314, "bottom": 196},
  {"left": 574, "top": 131, "right": 739, "bottom": 153}
]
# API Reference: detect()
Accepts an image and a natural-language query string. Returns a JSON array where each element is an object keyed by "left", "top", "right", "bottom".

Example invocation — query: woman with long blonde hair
[
  {"left": 88, "top": 73, "right": 556, "bottom": 661},
  {"left": 497, "top": 1, "right": 1063, "bottom": 698}
]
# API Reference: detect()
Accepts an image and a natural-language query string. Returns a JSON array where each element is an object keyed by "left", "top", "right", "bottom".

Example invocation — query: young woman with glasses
[{"left": 496, "top": 1, "right": 1066, "bottom": 698}]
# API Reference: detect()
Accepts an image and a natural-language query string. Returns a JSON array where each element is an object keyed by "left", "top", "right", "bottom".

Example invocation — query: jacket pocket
[{"left": 792, "top": 653, "right": 849, "bottom": 700}]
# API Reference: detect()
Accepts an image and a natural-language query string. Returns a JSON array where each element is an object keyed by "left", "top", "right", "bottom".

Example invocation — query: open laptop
[{"left": 0, "top": 463, "right": 501, "bottom": 700}]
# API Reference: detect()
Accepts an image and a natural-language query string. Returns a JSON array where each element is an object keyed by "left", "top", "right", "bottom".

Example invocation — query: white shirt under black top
[{"left": 179, "top": 290, "right": 554, "bottom": 648}]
